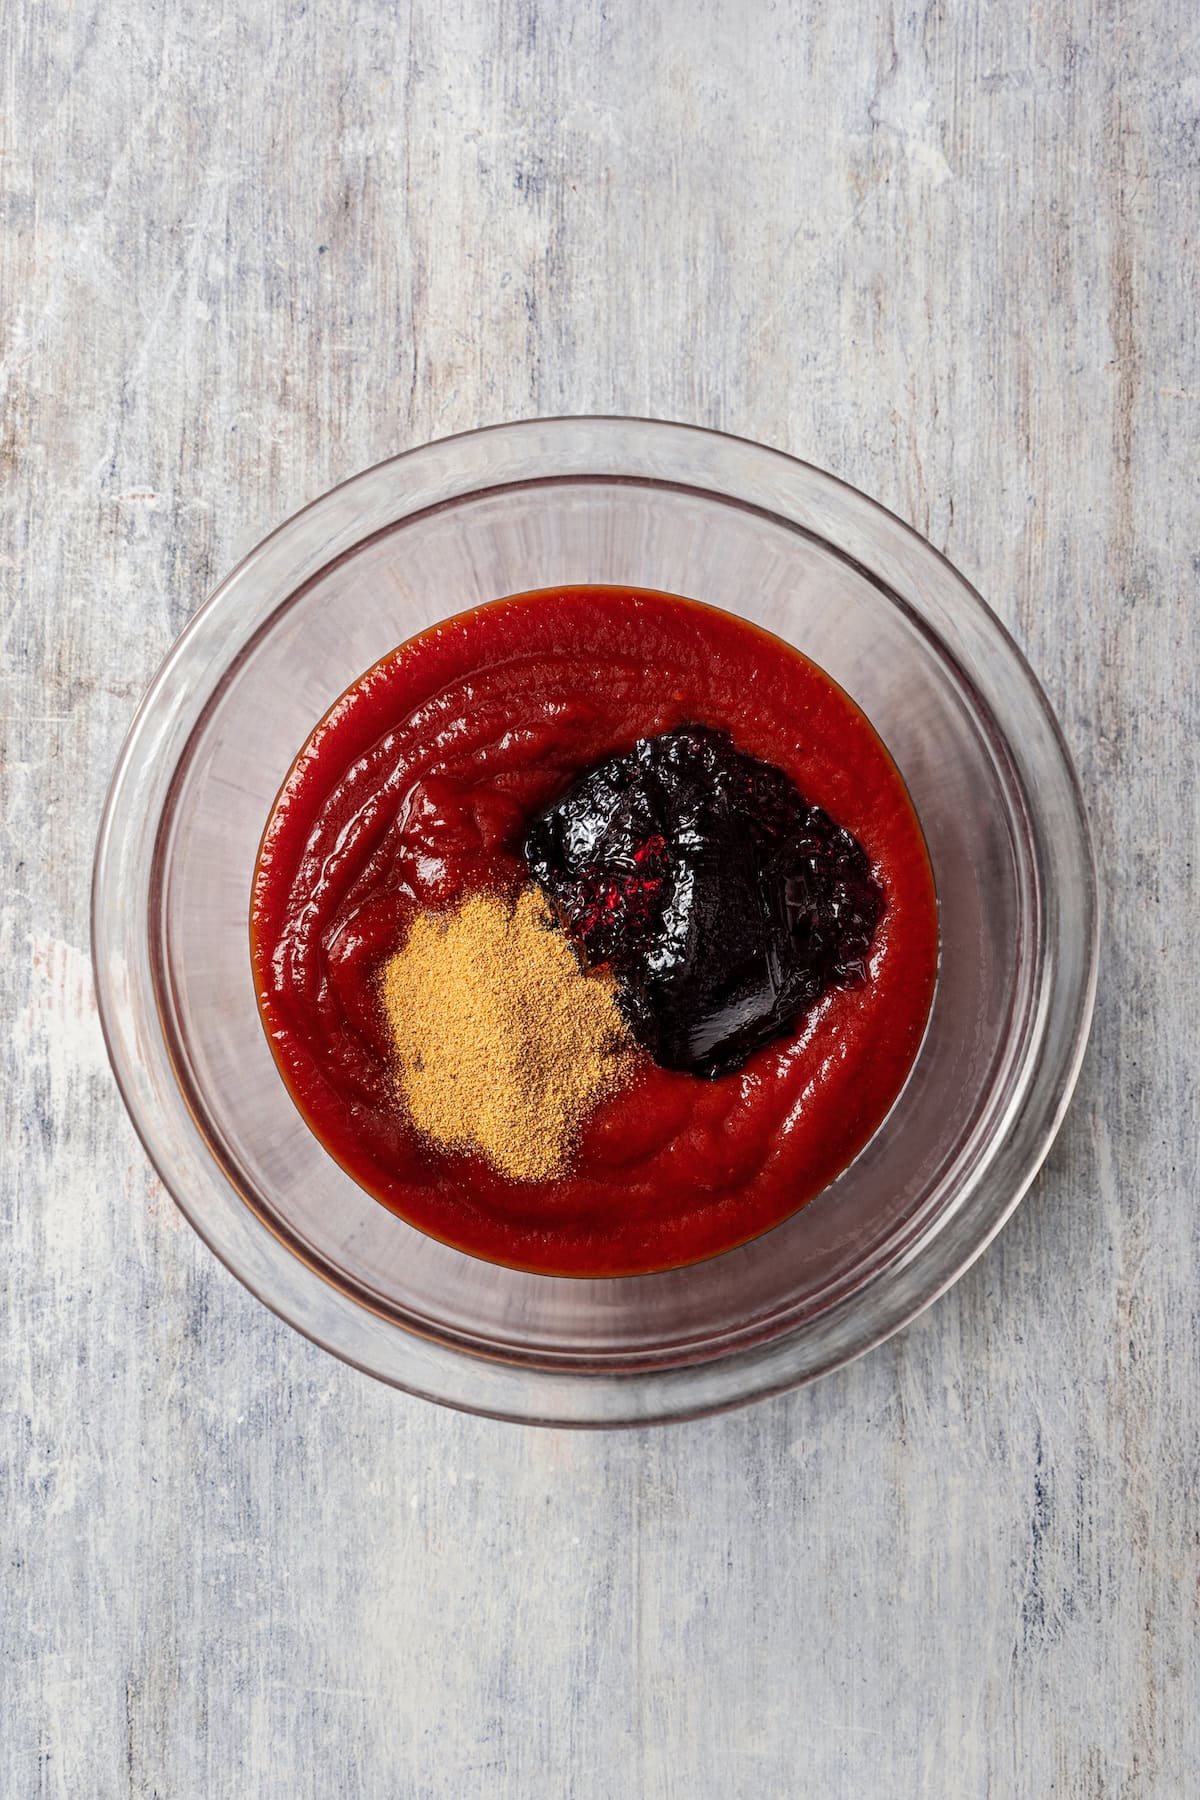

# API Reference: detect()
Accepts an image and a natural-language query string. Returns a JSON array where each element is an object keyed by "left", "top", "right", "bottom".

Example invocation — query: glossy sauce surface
[{"left": 251, "top": 588, "right": 938, "bottom": 1275}]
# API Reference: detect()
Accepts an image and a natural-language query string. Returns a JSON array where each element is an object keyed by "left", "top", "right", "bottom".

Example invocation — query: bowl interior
[{"left": 153, "top": 476, "right": 1035, "bottom": 1366}]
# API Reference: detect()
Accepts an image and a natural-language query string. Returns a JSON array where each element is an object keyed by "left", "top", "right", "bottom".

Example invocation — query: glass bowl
[{"left": 93, "top": 418, "right": 1097, "bottom": 1426}]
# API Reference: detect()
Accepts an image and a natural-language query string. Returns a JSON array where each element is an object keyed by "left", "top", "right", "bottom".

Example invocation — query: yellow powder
[{"left": 379, "top": 886, "right": 637, "bottom": 1183}]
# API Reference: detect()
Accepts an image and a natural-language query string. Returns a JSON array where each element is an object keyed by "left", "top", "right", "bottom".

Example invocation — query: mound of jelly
[{"left": 524, "top": 724, "right": 885, "bottom": 1078}]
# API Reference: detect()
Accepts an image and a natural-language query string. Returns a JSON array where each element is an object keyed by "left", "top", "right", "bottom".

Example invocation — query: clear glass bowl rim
[{"left": 92, "top": 416, "right": 1099, "bottom": 1426}]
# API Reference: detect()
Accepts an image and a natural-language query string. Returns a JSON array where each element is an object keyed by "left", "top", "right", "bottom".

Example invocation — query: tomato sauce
[{"left": 250, "top": 587, "right": 938, "bottom": 1276}]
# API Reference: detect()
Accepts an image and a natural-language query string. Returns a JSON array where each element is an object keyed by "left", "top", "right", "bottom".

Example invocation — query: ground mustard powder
[{"left": 379, "top": 887, "right": 636, "bottom": 1183}]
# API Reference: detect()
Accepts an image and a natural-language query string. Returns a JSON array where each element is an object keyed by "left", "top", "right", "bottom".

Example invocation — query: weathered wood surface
[{"left": 3, "top": 1, "right": 1197, "bottom": 1794}]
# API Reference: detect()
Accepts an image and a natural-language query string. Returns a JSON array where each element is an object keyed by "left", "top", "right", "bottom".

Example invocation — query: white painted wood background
[{"left": 3, "top": 1, "right": 1197, "bottom": 1794}]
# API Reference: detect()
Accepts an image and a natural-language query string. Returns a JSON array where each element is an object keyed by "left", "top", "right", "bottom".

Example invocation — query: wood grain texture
[{"left": 2, "top": 1, "right": 1197, "bottom": 1795}]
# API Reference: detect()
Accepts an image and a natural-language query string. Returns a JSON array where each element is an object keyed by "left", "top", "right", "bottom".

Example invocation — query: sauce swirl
[{"left": 251, "top": 587, "right": 938, "bottom": 1275}]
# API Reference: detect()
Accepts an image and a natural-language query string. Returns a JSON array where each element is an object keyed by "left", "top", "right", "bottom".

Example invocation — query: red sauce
[{"left": 251, "top": 587, "right": 938, "bottom": 1276}]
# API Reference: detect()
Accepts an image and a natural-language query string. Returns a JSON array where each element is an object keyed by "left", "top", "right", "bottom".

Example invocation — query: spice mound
[{"left": 380, "top": 886, "right": 637, "bottom": 1183}]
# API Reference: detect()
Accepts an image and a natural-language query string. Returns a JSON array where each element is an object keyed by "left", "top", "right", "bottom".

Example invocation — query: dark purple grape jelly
[{"left": 523, "top": 724, "right": 885, "bottom": 1078}]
